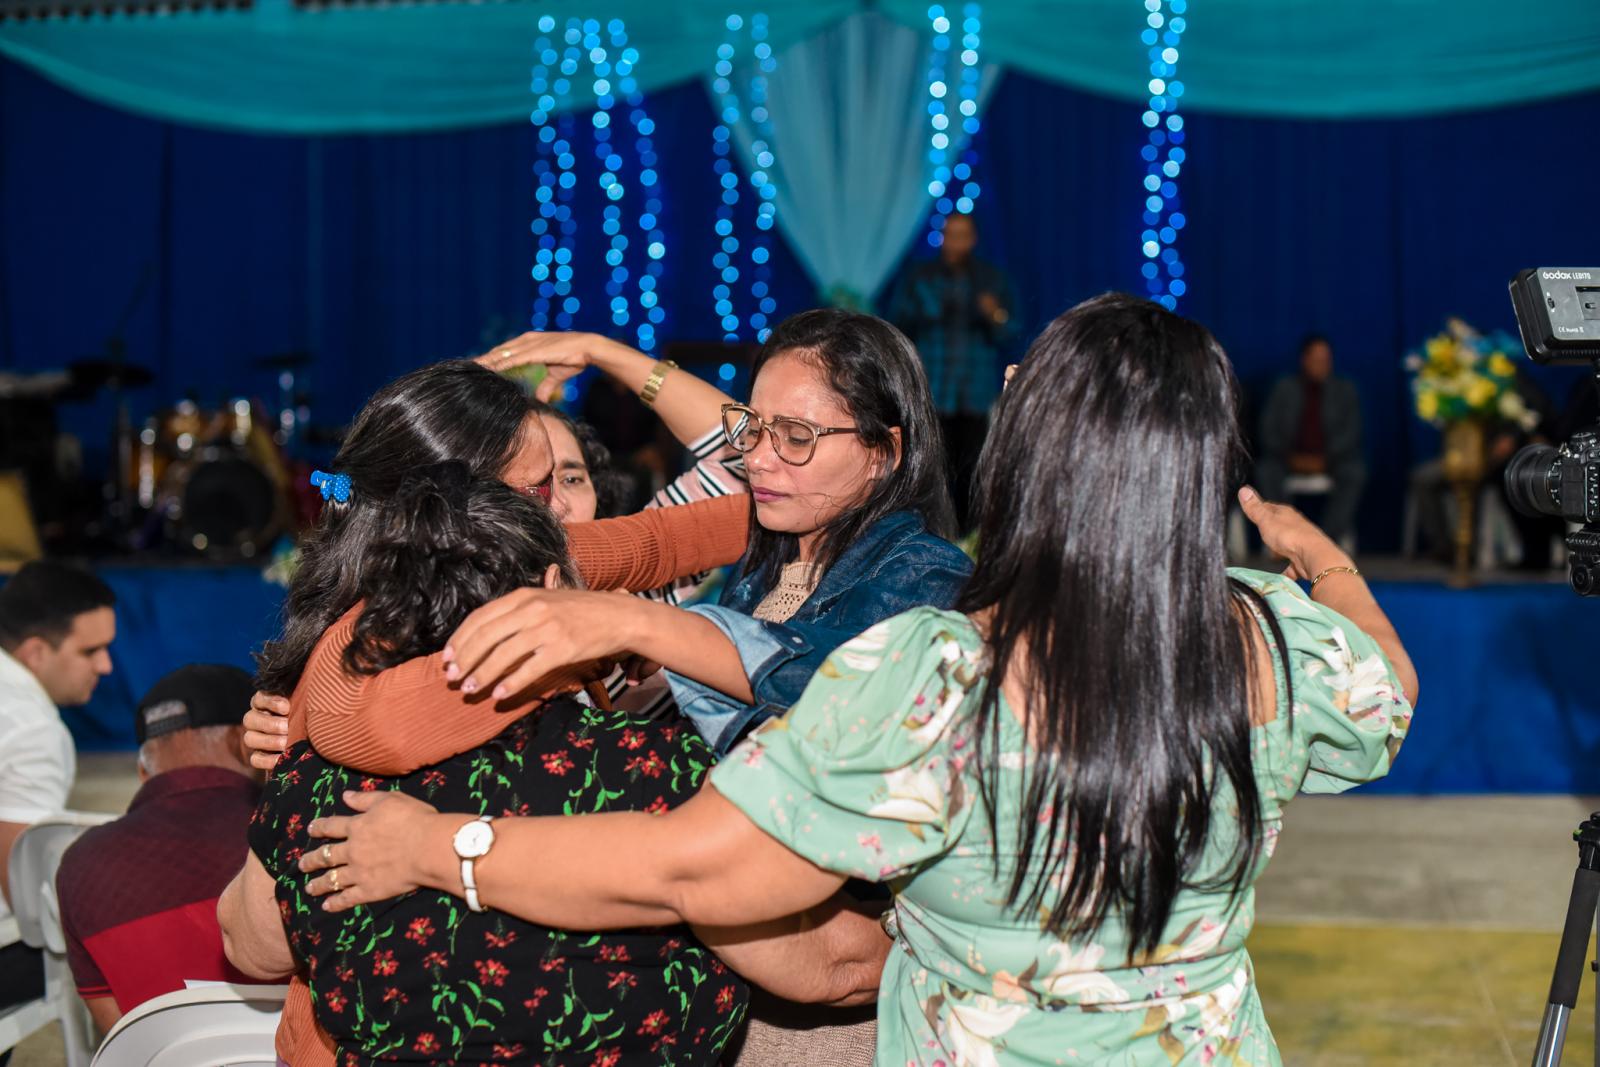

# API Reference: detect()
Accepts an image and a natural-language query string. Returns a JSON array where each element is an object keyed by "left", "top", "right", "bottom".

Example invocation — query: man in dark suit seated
[{"left": 1256, "top": 334, "right": 1365, "bottom": 545}]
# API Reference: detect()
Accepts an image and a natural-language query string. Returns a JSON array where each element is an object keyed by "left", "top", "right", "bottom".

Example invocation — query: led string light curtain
[
  {"left": 1138, "top": 0, "right": 1186, "bottom": 310},
  {"left": 922, "top": 2, "right": 982, "bottom": 249},
  {"left": 530, "top": 16, "right": 667, "bottom": 353},
  {"left": 710, "top": 13, "right": 779, "bottom": 342}
]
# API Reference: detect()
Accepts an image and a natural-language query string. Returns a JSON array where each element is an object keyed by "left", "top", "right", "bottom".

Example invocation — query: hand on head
[
  {"left": 477, "top": 332, "right": 611, "bottom": 404},
  {"left": 442, "top": 587, "right": 635, "bottom": 702}
]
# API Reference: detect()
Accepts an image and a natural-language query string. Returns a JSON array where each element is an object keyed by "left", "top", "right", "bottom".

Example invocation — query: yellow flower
[
  {"left": 1416, "top": 390, "right": 1439, "bottom": 421},
  {"left": 1487, "top": 353, "right": 1516, "bottom": 378},
  {"left": 1465, "top": 375, "right": 1497, "bottom": 409},
  {"left": 1425, "top": 336, "right": 1456, "bottom": 367}
]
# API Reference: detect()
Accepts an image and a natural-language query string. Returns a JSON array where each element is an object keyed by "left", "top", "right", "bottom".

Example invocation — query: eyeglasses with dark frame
[
  {"left": 720, "top": 403, "right": 861, "bottom": 467},
  {"left": 513, "top": 472, "right": 554, "bottom": 503}
]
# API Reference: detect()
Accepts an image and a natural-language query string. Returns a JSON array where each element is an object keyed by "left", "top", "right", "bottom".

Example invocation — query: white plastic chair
[
  {"left": 90, "top": 984, "right": 287, "bottom": 1067},
  {"left": 1, "top": 811, "right": 116, "bottom": 1067}
]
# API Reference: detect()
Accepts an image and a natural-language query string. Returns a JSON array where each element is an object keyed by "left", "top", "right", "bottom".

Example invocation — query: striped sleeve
[{"left": 638, "top": 426, "right": 749, "bottom": 606}]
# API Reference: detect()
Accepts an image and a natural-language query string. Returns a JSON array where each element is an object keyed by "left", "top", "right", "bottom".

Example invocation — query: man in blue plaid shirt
[{"left": 887, "top": 213, "right": 1018, "bottom": 529}]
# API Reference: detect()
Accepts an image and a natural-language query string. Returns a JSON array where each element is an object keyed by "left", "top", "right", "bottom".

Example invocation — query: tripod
[{"left": 1534, "top": 813, "right": 1600, "bottom": 1066}]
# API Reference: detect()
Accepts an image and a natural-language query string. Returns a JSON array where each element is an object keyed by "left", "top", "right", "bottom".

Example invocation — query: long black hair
[
  {"left": 955, "top": 293, "right": 1291, "bottom": 960},
  {"left": 256, "top": 361, "right": 542, "bottom": 695},
  {"left": 343, "top": 463, "right": 576, "bottom": 677},
  {"left": 740, "top": 308, "right": 954, "bottom": 587}
]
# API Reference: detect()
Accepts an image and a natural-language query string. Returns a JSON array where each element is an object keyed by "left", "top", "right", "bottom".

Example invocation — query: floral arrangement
[{"left": 1405, "top": 317, "right": 1538, "bottom": 430}]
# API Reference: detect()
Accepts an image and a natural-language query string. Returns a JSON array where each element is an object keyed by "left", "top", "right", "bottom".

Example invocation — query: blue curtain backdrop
[{"left": 4, "top": 56, "right": 1598, "bottom": 548}]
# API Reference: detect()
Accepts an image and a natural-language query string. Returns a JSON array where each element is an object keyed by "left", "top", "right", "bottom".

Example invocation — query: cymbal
[
  {"left": 67, "top": 359, "right": 154, "bottom": 392},
  {"left": 251, "top": 351, "right": 314, "bottom": 371}
]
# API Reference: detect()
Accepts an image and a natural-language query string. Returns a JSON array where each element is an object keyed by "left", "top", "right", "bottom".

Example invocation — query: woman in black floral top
[
  {"left": 252, "top": 697, "right": 746, "bottom": 1065},
  {"left": 244, "top": 462, "right": 749, "bottom": 1065}
]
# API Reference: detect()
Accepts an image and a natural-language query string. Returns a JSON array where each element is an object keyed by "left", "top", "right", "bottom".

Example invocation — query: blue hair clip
[{"left": 309, "top": 470, "right": 352, "bottom": 504}]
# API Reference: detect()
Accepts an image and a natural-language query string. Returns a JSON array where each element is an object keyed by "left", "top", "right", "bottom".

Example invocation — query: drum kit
[{"left": 0, "top": 350, "right": 331, "bottom": 560}]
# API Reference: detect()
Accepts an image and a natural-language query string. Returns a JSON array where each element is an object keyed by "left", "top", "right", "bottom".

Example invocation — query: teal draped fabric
[
  {"left": 0, "top": 0, "right": 856, "bottom": 133},
  {"left": 2, "top": 0, "right": 1598, "bottom": 132},
  {"left": 877, "top": 0, "right": 1600, "bottom": 119},
  {"left": 721, "top": 12, "right": 999, "bottom": 303}
]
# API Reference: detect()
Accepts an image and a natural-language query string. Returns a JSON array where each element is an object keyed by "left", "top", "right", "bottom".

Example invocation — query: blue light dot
[
  {"left": 1170, "top": 212, "right": 1187, "bottom": 229},
  {"left": 752, "top": 281, "right": 769, "bottom": 298},
  {"left": 538, "top": 15, "right": 554, "bottom": 31},
  {"left": 759, "top": 297, "right": 777, "bottom": 314},
  {"left": 1142, "top": 111, "right": 1160, "bottom": 128},
  {"left": 648, "top": 307, "right": 666, "bottom": 324},
  {"left": 1141, "top": 145, "right": 1158, "bottom": 162},
  {"left": 1144, "top": 174, "right": 1161, "bottom": 192},
  {"left": 713, "top": 252, "right": 730, "bottom": 269},
  {"left": 718, "top": 363, "right": 737, "bottom": 382},
  {"left": 563, "top": 296, "right": 581, "bottom": 312},
  {"left": 1161, "top": 247, "right": 1179, "bottom": 264},
  {"left": 1143, "top": 241, "right": 1160, "bottom": 258},
  {"left": 722, "top": 266, "right": 740, "bottom": 283},
  {"left": 1142, "top": 262, "right": 1159, "bottom": 279},
  {"left": 1170, "top": 279, "right": 1187, "bottom": 296},
  {"left": 1141, "top": 28, "right": 1158, "bottom": 44},
  {"left": 752, "top": 247, "right": 770, "bottom": 264},
  {"left": 722, "top": 237, "right": 739, "bottom": 253},
  {"left": 1161, "top": 227, "right": 1177, "bottom": 243},
  {"left": 592, "top": 112, "right": 610, "bottom": 129},
  {"left": 1146, "top": 195, "right": 1163, "bottom": 212},
  {"left": 647, "top": 242, "right": 665, "bottom": 259},
  {"left": 956, "top": 196, "right": 974, "bottom": 213},
  {"left": 1167, "top": 114, "right": 1184, "bottom": 131},
  {"left": 1169, "top": 262, "right": 1185, "bottom": 278},
  {"left": 721, "top": 315, "right": 740, "bottom": 332}
]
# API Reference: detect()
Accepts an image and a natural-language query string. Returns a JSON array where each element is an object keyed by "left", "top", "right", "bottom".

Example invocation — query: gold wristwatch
[{"left": 639, "top": 360, "right": 678, "bottom": 408}]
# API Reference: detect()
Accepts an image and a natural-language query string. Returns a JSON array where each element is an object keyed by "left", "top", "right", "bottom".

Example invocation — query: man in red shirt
[{"left": 56, "top": 664, "right": 264, "bottom": 1032}]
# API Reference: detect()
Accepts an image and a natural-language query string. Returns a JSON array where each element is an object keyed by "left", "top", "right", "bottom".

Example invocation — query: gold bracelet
[
  {"left": 638, "top": 359, "right": 678, "bottom": 408},
  {"left": 1310, "top": 565, "right": 1360, "bottom": 592}
]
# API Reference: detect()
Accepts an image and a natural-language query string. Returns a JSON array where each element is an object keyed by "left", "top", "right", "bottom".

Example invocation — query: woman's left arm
[
  {"left": 302, "top": 783, "right": 845, "bottom": 930},
  {"left": 217, "top": 852, "right": 297, "bottom": 981}
]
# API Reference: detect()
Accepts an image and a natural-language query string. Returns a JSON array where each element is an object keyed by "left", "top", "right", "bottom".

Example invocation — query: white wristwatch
[{"left": 452, "top": 815, "right": 496, "bottom": 913}]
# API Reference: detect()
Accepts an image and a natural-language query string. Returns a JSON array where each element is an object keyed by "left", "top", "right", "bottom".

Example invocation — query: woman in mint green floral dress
[{"left": 302, "top": 294, "right": 1418, "bottom": 1066}]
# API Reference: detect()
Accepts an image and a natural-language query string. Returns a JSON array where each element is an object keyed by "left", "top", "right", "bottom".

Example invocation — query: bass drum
[{"left": 170, "top": 451, "right": 282, "bottom": 557}]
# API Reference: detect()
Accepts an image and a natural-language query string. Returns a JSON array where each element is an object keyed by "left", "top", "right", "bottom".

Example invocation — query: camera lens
[
  {"left": 1572, "top": 562, "right": 1597, "bottom": 597},
  {"left": 1505, "top": 444, "right": 1562, "bottom": 518}
]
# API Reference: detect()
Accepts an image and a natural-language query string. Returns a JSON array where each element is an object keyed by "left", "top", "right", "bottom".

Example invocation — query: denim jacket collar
[{"left": 721, "top": 510, "right": 929, "bottom": 620}]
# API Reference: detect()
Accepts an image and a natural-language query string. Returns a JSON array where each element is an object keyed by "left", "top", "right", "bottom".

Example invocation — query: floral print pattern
[
  {"left": 710, "top": 569, "right": 1412, "bottom": 1066},
  {"left": 250, "top": 699, "right": 749, "bottom": 1065}
]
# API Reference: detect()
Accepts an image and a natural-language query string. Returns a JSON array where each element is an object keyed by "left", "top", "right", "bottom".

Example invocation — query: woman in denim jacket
[{"left": 452, "top": 308, "right": 972, "bottom": 757}]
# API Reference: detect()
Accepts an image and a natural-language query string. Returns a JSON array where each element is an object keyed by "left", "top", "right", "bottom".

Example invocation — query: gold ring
[
  {"left": 320, "top": 843, "right": 334, "bottom": 866},
  {"left": 498, "top": 348, "right": 514, "bottom": 361},
  {"left": 328, "top": 868, "right": 341, "bottom": 893}
]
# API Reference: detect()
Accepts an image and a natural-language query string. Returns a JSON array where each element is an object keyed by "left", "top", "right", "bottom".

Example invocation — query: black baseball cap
[{"left": 135, "top": 664, "right": 254, "bottom": 745}]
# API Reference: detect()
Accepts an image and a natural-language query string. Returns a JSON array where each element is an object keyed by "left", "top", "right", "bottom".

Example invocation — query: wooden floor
[{"left": 12, "top": 759, "right": 1595, "bottom": 1065}]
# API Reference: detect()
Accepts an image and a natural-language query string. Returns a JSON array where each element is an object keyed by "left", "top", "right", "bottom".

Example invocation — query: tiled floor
[{"left": 11, "top": 763, "right": 1599, "bottom": 1065}]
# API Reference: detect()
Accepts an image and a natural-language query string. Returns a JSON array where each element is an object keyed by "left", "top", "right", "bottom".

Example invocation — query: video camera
[{"left": 1505, "top": 268, "right": 1600, "bottom": 595}]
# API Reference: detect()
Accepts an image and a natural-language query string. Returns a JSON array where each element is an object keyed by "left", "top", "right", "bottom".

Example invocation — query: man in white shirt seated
[{"left": 0, "top": 561, "right": 115, "bottom": 1049}]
